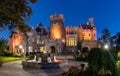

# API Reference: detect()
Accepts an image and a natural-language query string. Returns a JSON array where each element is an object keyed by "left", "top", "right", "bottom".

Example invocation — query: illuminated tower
[
  {"left": 50, "top": 14, "right": 64, "bottom": 40},
  {"left": 9, "top": 30, "right": 23, "bottom": 52},
  {"left": 78, "top": 17, "right": 96, "bottom": 41},
  {"left": 89, "top": 17, "right": 96, "bottom": 40}
]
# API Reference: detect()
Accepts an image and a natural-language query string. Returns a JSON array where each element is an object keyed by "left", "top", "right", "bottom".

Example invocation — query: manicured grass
[{"left": 0, "top": 56, "right": 25, "bottom": 63}]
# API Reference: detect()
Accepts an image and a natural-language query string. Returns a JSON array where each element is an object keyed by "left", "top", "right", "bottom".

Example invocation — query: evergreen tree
[
  {"left": 110, "top": 35, "right": 117, "bottom": 48},
  {"left": 116, "top": 32, "right": 120, "bottom": 50},
  {"left": 0, "top": 38, "right": 8, "bottom": 54},
  {"left": 99, "top": 28, "right": 111, "bottom": 45}
]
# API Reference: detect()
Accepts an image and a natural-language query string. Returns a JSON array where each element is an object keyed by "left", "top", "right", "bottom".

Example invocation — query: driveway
[
  {"left": 0, "top": 56, "right": 87, "bottom": 76},
  {"left": 0, "top": 61, "right": 64, "bottom": 76}
]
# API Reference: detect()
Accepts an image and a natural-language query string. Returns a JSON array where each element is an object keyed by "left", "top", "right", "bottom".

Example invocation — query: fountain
[{"left": 22, "top": 52, "right": 67, "bottom": 69}]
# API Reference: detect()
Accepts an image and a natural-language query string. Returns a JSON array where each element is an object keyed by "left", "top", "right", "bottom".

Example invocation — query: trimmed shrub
[
  {"left": 75, "top": 52, "right": 89, "bottom": 61},
  {"left": 63, "top": 51, "right": 69, "bottom": 55},
  {"left": 12, "top": 52, "right": 22, "bottom": 57},
  {"left": 2, "top": 50, "right": 13, "bottom": 56},
  {"left": 88, "top": 47, "right": 118, "bottom": 76},
  {"left": 75, "top": 47, "right": 89, "bottom": 62},
  {"left": 26, "top": 52, "right": 36, "bottom": 60}
]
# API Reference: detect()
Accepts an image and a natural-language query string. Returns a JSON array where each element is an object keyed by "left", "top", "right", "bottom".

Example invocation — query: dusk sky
[
  {"left": 0, "top": 0, "right": 120, "bottom": 39},
  {"left": 28, "top": 0, "right": 120, "bottom": 37}
]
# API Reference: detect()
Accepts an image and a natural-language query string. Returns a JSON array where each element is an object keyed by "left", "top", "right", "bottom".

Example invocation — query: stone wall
[{"left": 81, "top": 40, "right": 101, "bottom": 50}]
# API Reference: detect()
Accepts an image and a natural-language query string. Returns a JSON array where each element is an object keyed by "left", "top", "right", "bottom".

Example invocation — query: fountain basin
[{"left": 22, "top": 58, "right": 67, "bottom": 69}]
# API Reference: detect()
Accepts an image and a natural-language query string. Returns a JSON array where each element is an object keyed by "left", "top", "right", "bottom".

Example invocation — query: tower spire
[{"left": 88, "top": 17, "right": 94, "bottom": 26}]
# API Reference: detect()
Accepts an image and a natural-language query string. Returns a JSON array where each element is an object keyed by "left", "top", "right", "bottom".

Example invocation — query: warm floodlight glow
[
  {"left": 62, "top": 39, "right": 65, "bottom": 43},
  {"left": 104, "top": 44, "right": 109, "bottom": 49},
  {"left": 51, "top": 24, "right": 62, "bottom": 40},
  {"left": 19, "top": 45, "right": 23, "bottom": 49}
]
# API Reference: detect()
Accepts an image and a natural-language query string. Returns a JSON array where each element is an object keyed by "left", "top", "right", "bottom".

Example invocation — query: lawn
[{"left": 0, "top": 56, "right": 25, "bottom": 63}]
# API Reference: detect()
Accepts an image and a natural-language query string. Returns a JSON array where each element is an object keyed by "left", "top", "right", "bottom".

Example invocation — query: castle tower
[
  {"left": 49, "top": 14, "right": 64, "bottom": 40},
  {"left": 9, "top": 30, "right": 23, "bottom": 52},
  {"left": 78, "top": 17, "right": 96, "bottom": 41},
  {"left": 89, "top": 17, "right": 96, "bottom": 40}
]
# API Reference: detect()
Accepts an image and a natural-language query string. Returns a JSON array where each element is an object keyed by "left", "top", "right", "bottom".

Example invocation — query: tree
[
  {"left": 0, "top": 0, "right": 37, "bottom": 34},
  {"left": 88, "top": 48, "right": 118, "bottom": 76},
  {"left": 88, "top": 48, "right": 104, "bottom": 75},
  {"left": 116, "top": 32, "right": 120, "bottom": 50},
  {"left": 109, "top": 35, "right": 117, "bottom": 48},
  {"left": 0, "top": 38, "right": 8, "bottom": 52},
  {"left": 100, "top": 28, "right": 111, "bottom": 45},
  {"left": 81, "top": 47, "right": 89, "bottom": 61},
  {"left": 0, "top": 38, "right": 8, "bottom": 67}
]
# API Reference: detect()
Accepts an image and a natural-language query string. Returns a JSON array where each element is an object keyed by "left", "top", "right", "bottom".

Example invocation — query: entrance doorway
[{"left": 50, "top": 46, "right": 56, "bottom": 53}]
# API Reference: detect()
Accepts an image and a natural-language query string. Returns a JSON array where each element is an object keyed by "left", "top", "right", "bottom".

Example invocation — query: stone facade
[
  {"left": 9, "top": 14, "right": 99, "bottom": 54},
  {"left": 81, "top": 40, "right": 101, "bottom": 50},
  {"left": 50, "top": 14, "right": 65, "bottom": 40}
]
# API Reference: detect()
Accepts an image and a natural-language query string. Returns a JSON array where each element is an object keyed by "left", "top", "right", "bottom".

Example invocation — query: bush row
[{"left": 1, "top": 50, "right": 22, "bottom": 57}]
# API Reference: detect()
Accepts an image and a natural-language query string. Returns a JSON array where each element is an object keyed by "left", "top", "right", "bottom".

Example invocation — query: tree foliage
[
  {"left": 88, "top": 48, "right": 104, "bottom": 73},
  {"left": 109, "top": 35, "right": 117, "bottom": 47},
  {"left": 108, "top": 32, "right": 120, "bottom": 50},
  {"left": 0, "top": 0, "right": 37, "bottom": 34},
  {"left": 116, "top": 32, "right": 120, "bottom": 50},
  {"left": 88, "top": 48, "right": 118, "bottom": 76},
  {"left": 0, "top": 38, "right": 8, "bottom": 52},
  {"left": 100, "top": 28, "right": 111, "bottom": 45}
]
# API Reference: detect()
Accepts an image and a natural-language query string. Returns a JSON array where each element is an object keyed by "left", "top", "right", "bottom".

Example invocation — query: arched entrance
[{"left": 50, "top": 46, "right": 56, "bottom": 53}]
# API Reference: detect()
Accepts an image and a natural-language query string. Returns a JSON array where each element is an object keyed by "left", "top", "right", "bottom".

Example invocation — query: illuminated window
[
  {"left": 41, "top": 41, "right": 44, "bottom": 44},
  {"left": 28, "top": 47, "right": 32, "bottom": 52},
  {"left": 66, "top": 38, "right": 77, "bottom": 46},
  {"left": 40, "top": 46, "right": 45, "bottom": 52},
  {"left": 37, "top": 39, "right": 40, "bottom": 44}
]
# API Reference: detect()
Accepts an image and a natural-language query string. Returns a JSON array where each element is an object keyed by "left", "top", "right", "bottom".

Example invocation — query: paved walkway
[
  {"left": 0, "top": 56, "right": 88, "bottom": 76},
  {"left": 0, "top": 61, "right": 64, "bottom": 76}
]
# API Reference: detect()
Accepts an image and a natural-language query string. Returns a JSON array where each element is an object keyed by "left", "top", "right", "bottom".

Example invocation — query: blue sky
[
  {"left": 0, "top": 0, "right": 120, "bottom": 39},
  {"left": 27, "top": 0, "right": 120, "bottom": 37}
]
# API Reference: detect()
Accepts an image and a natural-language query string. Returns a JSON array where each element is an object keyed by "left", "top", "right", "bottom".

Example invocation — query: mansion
[{"left": 9, "top": 14, "right": 100, "bottom": 54}]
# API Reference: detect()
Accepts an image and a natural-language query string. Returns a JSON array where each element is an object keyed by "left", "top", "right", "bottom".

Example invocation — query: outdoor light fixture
[
  {"left": 104, "top": 44, "right": 109, "bottom": 49},
  {"left": 19, "top": 45, "right": 23, "bottom": 49}
]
